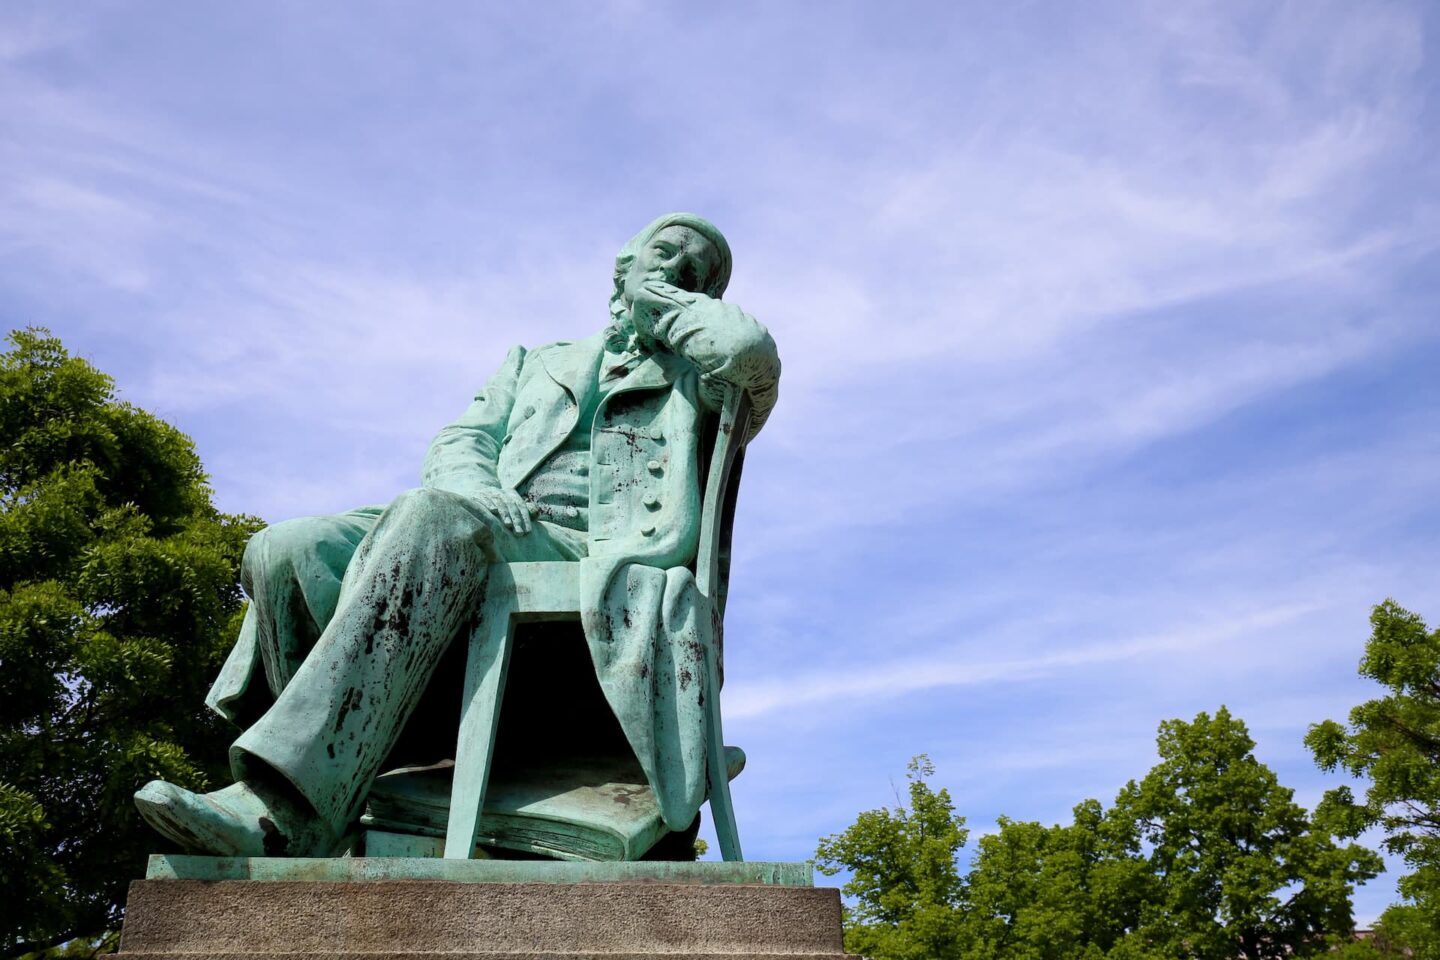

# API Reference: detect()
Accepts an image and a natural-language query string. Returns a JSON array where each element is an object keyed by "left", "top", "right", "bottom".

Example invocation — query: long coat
[
  {"left": 422, "top": 316, "right": 779, "bottom": 829},
  {"left": 208, "top": 308, "right": 779, "bottom": 835}
]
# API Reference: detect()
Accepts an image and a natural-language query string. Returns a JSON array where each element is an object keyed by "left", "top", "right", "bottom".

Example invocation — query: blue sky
[{"left": 3, "top": 0, "right": 1437, "bottom": 923}]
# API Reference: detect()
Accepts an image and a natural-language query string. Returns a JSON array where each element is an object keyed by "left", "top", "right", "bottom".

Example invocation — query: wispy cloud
[
  {"left": 0, "top": 0, "right": 1435, "bottom": 924},
  {"left": 726, "top": 602, "right": 1320, "bottom": 720}
]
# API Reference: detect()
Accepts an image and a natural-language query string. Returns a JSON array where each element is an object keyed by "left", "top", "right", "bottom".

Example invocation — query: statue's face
[{"left": 624, "top": 225, "right": 721, "bottom": 304}]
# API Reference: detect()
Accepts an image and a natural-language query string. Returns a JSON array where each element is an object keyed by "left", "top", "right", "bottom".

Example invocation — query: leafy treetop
[
  {"left": 1308, "top": 599, "right": 1440, "bottom": 959},
  {"left": 818, "top": 709, "right": 1382, "bottom": 960},
  {"left": 0, "top": 328, "right": 261, "bottom": 957},
  {"left": 815, "top": 755, "right": 970, "bottom": 960}
]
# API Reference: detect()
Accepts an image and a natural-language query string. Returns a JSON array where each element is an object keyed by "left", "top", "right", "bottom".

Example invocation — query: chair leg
[
  {"left": 704, "top": 636, "right": 743, "bottom": 861},
  {"left": 444, "top": 608, "right": 514, "bottom": 859}
]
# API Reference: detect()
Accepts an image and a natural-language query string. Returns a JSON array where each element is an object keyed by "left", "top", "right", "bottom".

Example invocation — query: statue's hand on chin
[{"left": 629, "top": 280, "right": 711, "bottom": 349}]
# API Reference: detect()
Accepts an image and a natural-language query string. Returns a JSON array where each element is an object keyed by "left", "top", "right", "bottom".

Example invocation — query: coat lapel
[
  {"left": 497, "top": 336, "right": 604, "bottom": 488},
  {"left": 509, "top": 336, "right": 680, "bottom": 488},
  {"left": 604, "top": 349, "right": 681, "bottom": 401},
  {"left": 537, "top": 334, "right": 605, "bottom": 412}
]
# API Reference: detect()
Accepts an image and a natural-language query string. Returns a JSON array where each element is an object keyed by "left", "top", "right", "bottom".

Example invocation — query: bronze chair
[{"left": 428, "top": 385, "right": 754, "bottom": 861}]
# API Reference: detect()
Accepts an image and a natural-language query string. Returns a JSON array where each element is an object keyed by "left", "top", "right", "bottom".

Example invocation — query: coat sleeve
[
  {"left": 649, "top": 290, "right": 781, "bottom": 441},
  {"left": 422, "top": 345, "right": 526, "bottom": 497}
]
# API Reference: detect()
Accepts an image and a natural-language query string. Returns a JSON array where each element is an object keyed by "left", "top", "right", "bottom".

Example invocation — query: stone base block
[{"left": 117, "top": 878, "right": 852, "bottom": 958}]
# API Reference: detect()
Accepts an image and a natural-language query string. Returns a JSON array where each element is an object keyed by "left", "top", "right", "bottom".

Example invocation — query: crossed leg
[
  {"left": 206, "top": 506, "right": 382, "bottom": 728},
  {"left": 136, "top": 487, "right": 583, "bottom": 856}
]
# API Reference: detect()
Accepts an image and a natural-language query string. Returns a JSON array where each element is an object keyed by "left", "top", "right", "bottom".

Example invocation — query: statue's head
[{"left": 609, "top": 213, "right": 732, "bottom": 326}]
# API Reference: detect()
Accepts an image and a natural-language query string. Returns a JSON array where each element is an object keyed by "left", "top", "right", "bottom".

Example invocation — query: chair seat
[{"left": 484, "top": 560, "right": 582, "bottom": 617}]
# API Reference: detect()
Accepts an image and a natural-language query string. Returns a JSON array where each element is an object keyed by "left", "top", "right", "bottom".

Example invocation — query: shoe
[{"left": 134, "top": 779, "right": 336, "bottom": 857}]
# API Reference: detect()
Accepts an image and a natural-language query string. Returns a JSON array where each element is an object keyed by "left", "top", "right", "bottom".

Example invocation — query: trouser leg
[
  {"left": 205, "top": 508, "right": 381, "bottom": 727},
  {"left": 245, "top": 509, "right": 381, "bottom": 695},
  {"left": 231, "top": 488, "right": 578, "bottom": 836}
]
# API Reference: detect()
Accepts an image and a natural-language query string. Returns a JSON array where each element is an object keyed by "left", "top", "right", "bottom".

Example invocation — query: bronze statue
[{"left": 135, "top": 213, "right": 780, "bottom": 860}]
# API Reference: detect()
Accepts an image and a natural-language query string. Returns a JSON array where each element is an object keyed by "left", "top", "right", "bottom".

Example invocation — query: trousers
[{"left": 223, "top": 487, "right": 585, "bottom": 835}]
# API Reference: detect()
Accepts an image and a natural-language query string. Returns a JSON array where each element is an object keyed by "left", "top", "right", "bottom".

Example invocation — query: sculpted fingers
[
  {"left": 509, "top": 493, "right": 533, "bottom": 534},
  {"left": 642, "top": 280, "right": 702, "bottom": 308},
  {"left": 473, "top": 489, "right": 524, "bottom": 534},
  {"left": 499, "top": 497, "right": 520, "bottom": 533},
  {"left": 501, "top": 492, "right": 530, "bottom": 535}
]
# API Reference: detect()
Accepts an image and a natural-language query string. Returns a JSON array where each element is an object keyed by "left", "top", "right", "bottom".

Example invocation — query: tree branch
[{"left": 6, "top": 922, "right": 114, "bottom": 959}]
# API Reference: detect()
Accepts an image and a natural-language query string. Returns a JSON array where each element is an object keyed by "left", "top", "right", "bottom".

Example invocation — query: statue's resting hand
[{"left": 473, "top": 488, "right": 533, "bottom": 535}]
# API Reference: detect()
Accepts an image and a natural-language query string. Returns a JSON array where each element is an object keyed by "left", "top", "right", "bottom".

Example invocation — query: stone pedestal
[{"left": 116, "top": 858, "right": 853, "bottom": 959}]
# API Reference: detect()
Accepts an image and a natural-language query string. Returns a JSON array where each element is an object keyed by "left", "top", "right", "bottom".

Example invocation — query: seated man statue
[{"left": 135, "top": 213, "right": 780, "bottom": 857}]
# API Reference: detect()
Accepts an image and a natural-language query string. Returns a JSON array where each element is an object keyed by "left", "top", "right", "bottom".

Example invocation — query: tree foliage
[
  {"left": 1112, "top": 708, "right": 1382, "bottom": 959},
  {"left": 0, "top": 329, "right": 260, "bottom": 957},
  {"left": 815, "top": 755, "right": 970, "bottom": 959},
  {"left": 1307, "top": 599, "right": 1440, "bottom": 959},
  {"left": 963, "top": 800, "right": 1154, "bottom": 960},
  {"left": 819, "top": 710, "right": 1381, "bottom": 960}
]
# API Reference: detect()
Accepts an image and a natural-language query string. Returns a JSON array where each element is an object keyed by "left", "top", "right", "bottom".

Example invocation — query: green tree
[
  {"left": 820, "top": 716, "right": 1381, "bottom": 960},
  {"left": 963, "top": 800, "right": 1156, "bottom": 960},
  {"left": 1112, "top": 708, "right": 1382, "bottom": 959},
  {"left": 1307, "top": 599, "right": 1440, "bottom": 959},
  {"left": 815, "top": 755, "right": 970, "bottom": 960},
  {"left": 0, "top": 329, "right": 261, "bottom": 957}
]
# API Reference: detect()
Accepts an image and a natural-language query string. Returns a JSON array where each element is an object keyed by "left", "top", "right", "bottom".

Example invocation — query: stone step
[
  {"left": 118, "top": 954, "right": 849, "bottom": 959},
  {"left": 117, "top": 880, "right": 852, "bottom": 957}
]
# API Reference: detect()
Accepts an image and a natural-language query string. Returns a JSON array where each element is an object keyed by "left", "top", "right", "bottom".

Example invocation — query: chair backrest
[{"left": 694, "top": 384, "right": 754, "bottom": 683}]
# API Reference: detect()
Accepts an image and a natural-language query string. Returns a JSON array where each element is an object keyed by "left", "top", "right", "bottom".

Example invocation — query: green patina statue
[{"left": 135, "top": 213, "right": 780, "bottom": 860}]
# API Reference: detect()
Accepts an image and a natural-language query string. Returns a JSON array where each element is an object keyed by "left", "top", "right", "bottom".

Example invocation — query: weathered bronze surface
[
  {"left": 145, "top": 855, "right": 813, "bottom": 885},
  {"left": 134, "top": 213, "right": 781, "bottom": 862}
]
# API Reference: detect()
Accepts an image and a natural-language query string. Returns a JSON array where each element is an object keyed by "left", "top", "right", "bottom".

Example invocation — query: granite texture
[{"left": 116, "top": 879, "right": 852, "bottom": 958}]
